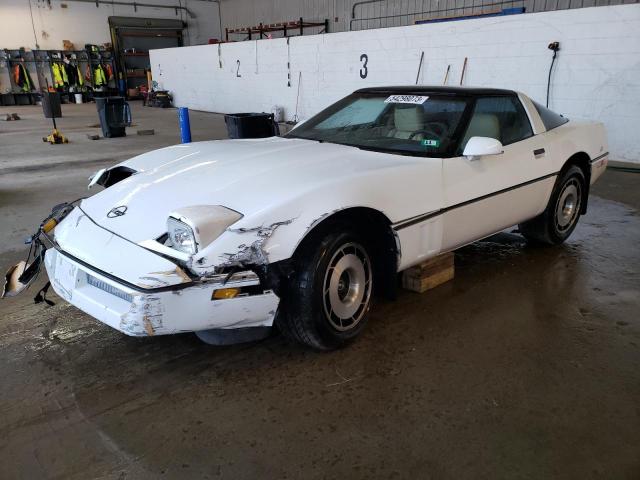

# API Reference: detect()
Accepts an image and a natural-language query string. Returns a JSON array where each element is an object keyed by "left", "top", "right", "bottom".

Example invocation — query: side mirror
[{"left": 463, "top": 136, "right": 504, "bottom": 161}]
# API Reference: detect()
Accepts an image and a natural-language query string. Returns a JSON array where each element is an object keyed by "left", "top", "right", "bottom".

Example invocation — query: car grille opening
[{"left": 86, "top": 274, "right": 133, "bottom": 303}]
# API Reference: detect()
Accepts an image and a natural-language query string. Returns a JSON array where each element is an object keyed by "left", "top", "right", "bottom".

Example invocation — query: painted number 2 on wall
[{"left": 360, "top": 54, "right": 368, "bottom": 79}]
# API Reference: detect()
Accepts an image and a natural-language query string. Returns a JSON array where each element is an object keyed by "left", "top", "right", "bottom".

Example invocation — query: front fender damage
[
  {"left": 220, "top": 219, "right": 295, "bottom": 268},
  {"left": 189, "top": 217, "right": 301, "bottom": 300}
]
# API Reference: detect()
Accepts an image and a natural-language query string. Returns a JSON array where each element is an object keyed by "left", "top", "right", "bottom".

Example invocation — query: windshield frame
[{"left": 285, "top": 92, "right": 476, "bottom": 158}]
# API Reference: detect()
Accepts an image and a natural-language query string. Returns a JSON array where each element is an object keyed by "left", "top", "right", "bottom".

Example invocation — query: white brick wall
[{"left": 151, "top": 4, "right": 640, "bottom": 162}]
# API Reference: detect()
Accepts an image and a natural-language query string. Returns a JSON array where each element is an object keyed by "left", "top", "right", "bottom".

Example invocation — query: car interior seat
[
  {"left": 461, "top": 113, "right": 501, "bottom": 149},
  {"left": 387, "top": 106, "right": 425, "bottom": 140}
]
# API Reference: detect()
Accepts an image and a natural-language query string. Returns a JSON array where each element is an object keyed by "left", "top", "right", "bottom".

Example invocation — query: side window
[
  {"left": 462, "top": 96, "right": 533, "bottom": 148},
  {"left": 531, "top": 100, "right": 569, "bottom": 131}
]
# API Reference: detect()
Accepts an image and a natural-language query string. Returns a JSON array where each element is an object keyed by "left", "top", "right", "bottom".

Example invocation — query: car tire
[
  {"left": 519, "top": 165, "right": 586, "bottom": 245},
  {"left": 279, "top": 229, "right": 374, "bottom": 351}
]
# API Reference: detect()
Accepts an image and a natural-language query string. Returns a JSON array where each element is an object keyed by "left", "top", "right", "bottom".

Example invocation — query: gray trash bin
[
  {"left": 95, "top": 96, "right": 131, "bottom": 138},
  {"left": 42, "top": 92, "right": 61, "bottom": 119}
]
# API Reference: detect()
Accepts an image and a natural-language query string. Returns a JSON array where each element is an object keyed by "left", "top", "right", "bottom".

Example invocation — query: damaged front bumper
[
  {"left": 4, "top": 203, "right": 281, "bottom": 337},
  {"left": 44, "top": 248, "right": 279, "bottom": 336}
]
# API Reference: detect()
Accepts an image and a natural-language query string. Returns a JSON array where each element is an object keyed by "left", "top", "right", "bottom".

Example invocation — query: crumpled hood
[{"left": 80, "top": 137, "right": 420, "bottom": 243}]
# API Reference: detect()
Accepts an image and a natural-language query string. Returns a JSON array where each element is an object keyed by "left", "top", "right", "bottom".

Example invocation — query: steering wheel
[{"left": 409, "top": 121, "right": 449, "bottom": 140}]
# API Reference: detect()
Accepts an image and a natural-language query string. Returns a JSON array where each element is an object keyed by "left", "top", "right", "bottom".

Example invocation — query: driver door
[{"left": 441, "top": 95, "right": 555, "bottom": 250}]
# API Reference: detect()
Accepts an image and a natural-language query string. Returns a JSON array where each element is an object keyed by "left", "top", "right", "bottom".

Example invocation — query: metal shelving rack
[
  {"left": 84, "top": 46, "right": 118, "bottom": 99},
  {"left": 0, "top": 47, "right": 118, "bottom": 106},
  {"left": 121, "top": 45, "right": 150, "bottom": 97},
  {"left": 0, "top": 49, "right": 39, "bottom": 106},
  {"left": 225, "top": 17, "right": 329, "bottom": 41}
]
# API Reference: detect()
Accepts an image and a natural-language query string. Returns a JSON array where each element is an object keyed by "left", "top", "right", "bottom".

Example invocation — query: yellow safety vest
[
  {"left": 61, "top": 63, "right": 68, "bottom": 84},
  {"left": 52, "top": 63, "right": 64, "bottom": 88},
  {"left": 77, "top": 65, "right": 84, "bottom": 86},
  {"left": 94, "top": 64, "right": 106, "bottom": 86}
]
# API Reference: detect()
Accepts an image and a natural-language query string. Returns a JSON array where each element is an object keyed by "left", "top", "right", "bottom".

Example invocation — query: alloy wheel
[{"left": 322, "top": 242, "right": 372, "bottom": 331}]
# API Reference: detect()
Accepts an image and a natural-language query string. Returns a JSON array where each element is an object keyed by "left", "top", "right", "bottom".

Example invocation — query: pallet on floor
[{"left": 401, "top": 252, "right": 454, "bottom": 293}]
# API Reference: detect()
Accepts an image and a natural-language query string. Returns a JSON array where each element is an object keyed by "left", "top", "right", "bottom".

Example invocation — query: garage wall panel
[
  {"left": 218, "top": 0, "right": 634, "bottom": 35},
  {"left": 151, "top": 4, "right": 640, "bottom": 162}
]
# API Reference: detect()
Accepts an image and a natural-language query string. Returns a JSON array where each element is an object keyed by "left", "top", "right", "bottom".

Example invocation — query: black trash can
[
  {"left": 95, "top": 96, "right": 131, "bottom": 138},
  {"left": 224, "top": 112, "right": 278, "bottom": 139},
  {"left": 42, "top": 92, "right": 62, "bottom": 119}
]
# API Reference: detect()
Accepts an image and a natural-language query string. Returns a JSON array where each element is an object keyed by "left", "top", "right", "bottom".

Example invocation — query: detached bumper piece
[{"left": 44, "top": 249, "right": 279, "bottom": 337}]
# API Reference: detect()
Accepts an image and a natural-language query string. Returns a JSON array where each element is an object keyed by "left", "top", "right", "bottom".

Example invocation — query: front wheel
[
  {"left": 519, "top": 165, "right": 586, "bottom": 245},
  {"left": 279, "top": 230, "right": 374, "bottom": 351}
]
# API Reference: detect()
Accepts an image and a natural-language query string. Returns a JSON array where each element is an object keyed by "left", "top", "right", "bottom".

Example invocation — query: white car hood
[{"left": 80, "top": 137, "right": 422, "bottom": 243}]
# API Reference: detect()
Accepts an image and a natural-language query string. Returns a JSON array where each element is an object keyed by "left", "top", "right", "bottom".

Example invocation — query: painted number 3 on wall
[{"left": 360, "top": 54, "right": 368, "bottom": 79}]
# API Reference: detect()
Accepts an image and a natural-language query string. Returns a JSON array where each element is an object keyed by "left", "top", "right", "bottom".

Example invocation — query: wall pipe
[
  {"left": 212, "top": 0, "right": 223, "bottom": 41},
  {"left": 350, "top": 0, "right": 385, "bottom": 30},
  {"left": 62, "top": 0, "right": 196, "bottom": 18}
]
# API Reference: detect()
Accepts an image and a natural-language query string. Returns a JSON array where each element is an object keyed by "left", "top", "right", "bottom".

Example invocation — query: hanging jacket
[
  {"left": 104, "top": 63, "right": 114, "bottom": 81},
  {"left": 13, "top": 63, "right": 33, "bottom": 92},
  {"left": 94, "top": 64, "right": 107, "bottom": 86},
  {"left": 52, "top": 63, "right": 67, "bottom": 88},
  {"left": 64, "top": 62, "right": 84, "bottom": 87},
  {"left": 61, "top": 63, "right": 68, "bottom": 85},
  {"left": 77, "top": 65, "right": 84, "bottom": 87},
  {"left": 64, "top": 63, "right": 77, "bottom": 87}
]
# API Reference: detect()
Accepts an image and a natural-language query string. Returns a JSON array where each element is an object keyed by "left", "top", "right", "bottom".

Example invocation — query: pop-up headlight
[
  {"left": 167, "top": 217, "right": 198, "bottom": 254},
  {"left": 167, "top": 206, "right": 243, "bottom": 255}
]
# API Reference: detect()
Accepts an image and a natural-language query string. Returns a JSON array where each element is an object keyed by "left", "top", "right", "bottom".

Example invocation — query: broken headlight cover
[
  {"left": 166, "top": 206, "right": 243, "bottom": 256},
  {"left": 88, "top": 168, "right": 107, "bottom": 189},
  {"left": 167, "top": 217, "right": 198, "bottom": 254}
]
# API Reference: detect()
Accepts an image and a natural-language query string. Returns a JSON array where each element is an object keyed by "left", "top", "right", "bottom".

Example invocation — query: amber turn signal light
[
  {"left": 42, "top": 218, "right": 58, "bottom": 234},
  {"left": 212, "top": 288, "right": 240, "bottom": 300}
]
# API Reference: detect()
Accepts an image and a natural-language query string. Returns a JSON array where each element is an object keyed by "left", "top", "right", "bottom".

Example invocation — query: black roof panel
[{"left": 354, "top": 86, "right": 517, "bottom": 96}]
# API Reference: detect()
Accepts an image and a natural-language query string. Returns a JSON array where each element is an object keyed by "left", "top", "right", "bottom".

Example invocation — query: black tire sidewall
[
  {"left": 548, "top": 166, "right": 585, "bottom": 243},
  {"left": 292, "top": 230, "right": 373, "bottom": 349}
]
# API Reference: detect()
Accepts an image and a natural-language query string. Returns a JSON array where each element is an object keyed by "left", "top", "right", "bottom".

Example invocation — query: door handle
[{"left": 533, "top": 148, "right": 545, "bottom": 157}]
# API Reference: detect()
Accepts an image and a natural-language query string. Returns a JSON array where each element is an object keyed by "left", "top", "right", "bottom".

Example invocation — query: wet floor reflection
[{"left": 0, "top": 195, "right": 638, "bottom": 479}]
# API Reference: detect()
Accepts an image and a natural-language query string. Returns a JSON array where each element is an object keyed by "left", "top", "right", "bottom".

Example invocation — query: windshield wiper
[
  {"left": 284, "top": 134, "right": 324, "bottom": 143},
  {"left": 349, "top": 144, "right": 430, "bottom": 157}
]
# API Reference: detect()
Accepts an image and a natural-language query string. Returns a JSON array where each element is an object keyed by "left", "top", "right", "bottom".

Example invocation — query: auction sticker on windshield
[
  {"left": 421, "top": 139, "right": 440, "bottom": 147},
  {"left": 384, "top": 95, "right": 429, "bottom": 104}
]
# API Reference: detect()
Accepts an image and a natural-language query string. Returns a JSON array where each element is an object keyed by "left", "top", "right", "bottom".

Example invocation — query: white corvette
[{"left": 3, "top": 87, "right": 608, "bottom": 350}]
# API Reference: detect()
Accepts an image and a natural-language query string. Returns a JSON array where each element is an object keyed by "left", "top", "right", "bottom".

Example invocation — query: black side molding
[
  {"left": 590, "top": 152, "right": 609, "bottom": 164},
  {"left": 393, "top": 171, "right": 560, "bottom": 230}
]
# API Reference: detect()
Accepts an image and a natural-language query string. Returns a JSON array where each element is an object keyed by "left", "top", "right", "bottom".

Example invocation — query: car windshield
[{"left": 286, "top": 92, "right": 472, "bottom": 157}]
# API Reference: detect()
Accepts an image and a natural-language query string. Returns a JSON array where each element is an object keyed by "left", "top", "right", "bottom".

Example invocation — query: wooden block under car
[{"left": 402, "top": 252, "right": 454, "bottom": 293}]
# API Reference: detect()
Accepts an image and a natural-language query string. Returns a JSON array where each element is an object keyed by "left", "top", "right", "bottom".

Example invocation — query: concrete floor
[{"left": 1, "top": 103, "right": 639, "bottom": 479}]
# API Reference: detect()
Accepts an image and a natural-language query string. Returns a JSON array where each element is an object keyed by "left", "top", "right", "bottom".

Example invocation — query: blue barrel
[{"left": 178, "top": 107, "right": 192, "bottom": 143}]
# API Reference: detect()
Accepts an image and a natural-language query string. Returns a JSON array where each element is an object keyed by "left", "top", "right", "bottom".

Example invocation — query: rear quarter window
[{"left": 532, "top": 100, "right": 569, "bottom": 131}]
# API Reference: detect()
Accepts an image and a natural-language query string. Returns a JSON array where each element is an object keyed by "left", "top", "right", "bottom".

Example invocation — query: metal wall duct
[{"left": 62, "top": 0, "right": 196, "bottom": 18}]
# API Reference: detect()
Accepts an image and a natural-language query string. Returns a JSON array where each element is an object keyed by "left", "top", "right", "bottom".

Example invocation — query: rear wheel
[
  {"left": 519, "top": 165, "right": 585, "bottom": 245},
  {"left": 279, "top": 230, "right": 374, "bottom": 350}
]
